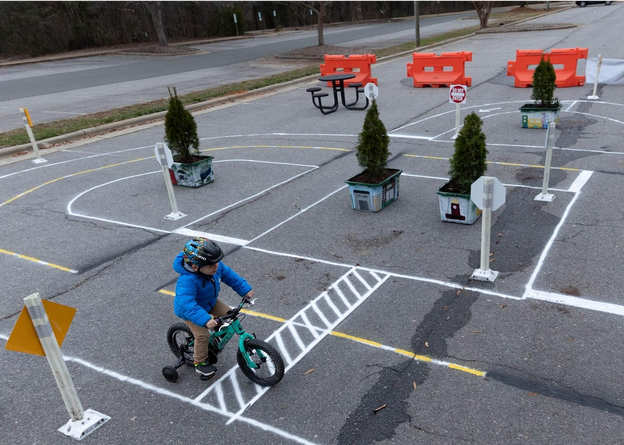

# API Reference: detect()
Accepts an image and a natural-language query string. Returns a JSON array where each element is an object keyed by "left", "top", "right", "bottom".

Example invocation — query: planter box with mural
[
  {"left": 520, "top": 104, "right": 561, "bottom": 129},
  {"left": 346, "top": 169, "right": 402, "bottom": 212},
  {"left": 169, "top": 155, "right": 214, "bottom": 188},
  {"left": 436, "top": 187, "right": 481, "bottom": 224},
  {"left": 347, "top": 97, "right": 401, "bottom": 212},
  {"left": 521, "top": 57, "right": 560, "bottom": 129}
]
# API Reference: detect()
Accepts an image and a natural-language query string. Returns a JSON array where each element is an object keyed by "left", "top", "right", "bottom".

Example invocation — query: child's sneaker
[{"left": 194, "top": 361, "right": 217, "bottom": 377}]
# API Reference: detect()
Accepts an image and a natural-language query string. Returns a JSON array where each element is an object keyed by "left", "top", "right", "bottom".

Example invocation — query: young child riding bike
[{"left": 173, "top": 237, "right": 254, "bottom": 378}]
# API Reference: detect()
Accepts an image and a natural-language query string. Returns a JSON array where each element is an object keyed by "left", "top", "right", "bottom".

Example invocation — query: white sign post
[
  {"left": 535, "top": 121, "right": 557, "bottom": 202},
  {"left": 22, "top": 293, "right": 110, "bottom": 439},
  {"left": 233, "top": 14, "right": 238, "bottom": 36},
  {"left": 449, "top": 85, "right": 467, "bottom": 139},
  {"left": 364, "top": 82, "right": 379, "bottom": 101},
  {"left": 470, "top": 176, "right": 506, "bottom": 282},
  {"left": 154, "top": 143, "right": 186, "bottom": 221},
  {"left": 20, "top": 108, "right": 47, "bottom": 164},
  {"left": 588, "top": 54, "right": 602, "bottom": 100}
]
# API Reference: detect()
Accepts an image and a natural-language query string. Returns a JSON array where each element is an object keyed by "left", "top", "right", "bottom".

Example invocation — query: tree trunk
[
  {"left": 317, "top": 1, "right": 325, "bottom": 46},
  {"left": 471, "top": 1, "right": 492, "bottom": 29},
  {"left": 144, "top": 1, "right": 168, "bottom": 46}
]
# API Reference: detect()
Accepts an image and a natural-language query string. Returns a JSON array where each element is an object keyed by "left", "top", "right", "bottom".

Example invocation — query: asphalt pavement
[{"left": 2, "top": 3, "right": 624, "bottom": 444}]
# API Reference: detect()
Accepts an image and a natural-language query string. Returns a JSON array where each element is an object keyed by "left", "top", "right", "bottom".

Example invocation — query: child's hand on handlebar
[
  {"left": 243, "top": 290, "right": 255, "bottom": 303},
  {"left": 206, "top": 318, "right": 219, "bottom": 330}
]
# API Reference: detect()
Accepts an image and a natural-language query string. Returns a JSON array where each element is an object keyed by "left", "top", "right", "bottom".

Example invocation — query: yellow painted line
[
  {"left": 448, "top": 363, "right": 486, "bottom": 377},
  {"left": 156, "top": 290, "right": 484, "bottom": 378},
  {"left": 1, "top": 157, "right": 151, "bottom": 208},
  {"left": 402, "top": 154, "right": 580, "bottom": 171},
  {"left": 241, "top": 309, "right": 287, "bottom": 323},
  {"left": 330, "top": 330, "right": 383, "bottom": 347},
  {"left": 0, "top": 248, "right": 77, "bottom": 273}
]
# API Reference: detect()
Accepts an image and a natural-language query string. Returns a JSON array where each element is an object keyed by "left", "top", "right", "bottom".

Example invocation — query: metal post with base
[
  {"left": 154, "top": 143, "right": 186, "bottom": 221},
  {"left": 535, "top": 121, "right": 557, "bottom": 202},
  {"left": 470, "top": 176, "right": 506, "bottom": 282},
  {"left": 22, "top": 293, "right": 110, "bottom": 440},
  {"left": 588, "top": 54, "right": 602, "bottom": 100},
  {"left": 20, "top": 108, "right": 47, "bottom": 164}
]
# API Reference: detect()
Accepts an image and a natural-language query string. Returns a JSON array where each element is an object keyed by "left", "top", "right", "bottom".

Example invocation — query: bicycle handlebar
[{"left": 215, "top": 296, "right": 254, "bottom": 324}]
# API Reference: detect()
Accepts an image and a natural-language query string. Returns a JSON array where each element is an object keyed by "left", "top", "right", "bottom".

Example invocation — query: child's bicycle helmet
[{"left": 183, "top": 237, "right": 224, "bottom": 267}]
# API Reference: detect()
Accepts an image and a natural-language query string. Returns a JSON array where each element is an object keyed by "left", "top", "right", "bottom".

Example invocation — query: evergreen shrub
[
  {"left": 164, "top": 87, "right": 200, "bottom": 163},
  {"left": 447, "top": 112, "right": 488, "bottom": 194}
]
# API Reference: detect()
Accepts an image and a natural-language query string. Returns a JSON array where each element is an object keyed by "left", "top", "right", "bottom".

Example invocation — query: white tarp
[{"left": 586, "top": 58, "right": 624, "bottom": 85}]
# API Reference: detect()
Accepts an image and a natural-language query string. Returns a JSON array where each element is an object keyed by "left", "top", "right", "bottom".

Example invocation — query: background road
[{"left": 0, "top": 6, "right": 531, "bottom": 133}]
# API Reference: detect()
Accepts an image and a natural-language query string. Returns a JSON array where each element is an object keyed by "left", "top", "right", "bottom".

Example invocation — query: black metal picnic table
[{"left": 306, "top": 73, "right": 369, "bottom": 114}]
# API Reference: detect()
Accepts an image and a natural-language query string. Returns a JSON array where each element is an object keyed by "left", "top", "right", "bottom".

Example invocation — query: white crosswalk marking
[{"left": 194, "top": 267, "right": 390, "bottom": 424}]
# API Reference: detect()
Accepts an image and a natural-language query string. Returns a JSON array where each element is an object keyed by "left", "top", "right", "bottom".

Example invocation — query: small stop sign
[{"left": 449, "top": 84, "right": 467, "bottom": 104}]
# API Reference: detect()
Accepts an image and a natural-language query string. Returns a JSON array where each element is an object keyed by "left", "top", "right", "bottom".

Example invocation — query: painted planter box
[
  {"left": 436, "top": 189, "right": 481, "bottom": 225},
  {"left": 519, "top": 104, "right": 561, "bottom": 129},
  {"left": 346, "top": 169, "right": 402, "bottom": 212},
  {"left": 169, "top": 156, "right": 214, "bottom": 188}
]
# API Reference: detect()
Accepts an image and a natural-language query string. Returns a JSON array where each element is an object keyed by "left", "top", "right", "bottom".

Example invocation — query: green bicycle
[{"left": 162, "top": 296, "right": 285, "bottom": 386}]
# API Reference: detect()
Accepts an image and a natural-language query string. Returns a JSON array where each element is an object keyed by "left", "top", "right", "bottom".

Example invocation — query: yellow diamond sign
[{"left": 5, "top": 299, "right": 76, "bottom": 356}]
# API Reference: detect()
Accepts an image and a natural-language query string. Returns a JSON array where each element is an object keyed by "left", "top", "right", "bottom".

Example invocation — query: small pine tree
[
  {"left": 448, "top": 112, "right": 488, "bottom": 194},
  {"left": 164, "top": 87, "right": 200, "bottom": 162},
  {"left": 355, "top": 99, "right": 390, "bottom": 181},
  {"left": 531, "top": 57, "right": 559, "bottom": 108}
]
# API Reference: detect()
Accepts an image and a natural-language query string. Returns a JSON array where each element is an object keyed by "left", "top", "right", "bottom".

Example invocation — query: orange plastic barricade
[
  {"left": 320, "top": 54, "right": 377, "bottom": 87},
  {"left": 406, "top": 51, "right": 472, "bottom": 88},
  {"left": 507, "top": 47, "right": 588, "bottom": 88}
]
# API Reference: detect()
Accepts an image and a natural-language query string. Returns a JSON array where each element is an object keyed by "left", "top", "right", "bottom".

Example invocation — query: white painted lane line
[
  {"left": 525, "top": 191, "right": 581, "bottom": 292},
  {"left": 525, "top": 289, "right": 624, "bottom": 317},
  {"left": 174, "top": 228, "right": 249, "bottom": 246},
  {"left": 353, "top": 269, "right": 373, "bottom": 291},
  {"left": 0, "top": 347, "right": 316, "bottom": 445},
  {"left": 196, "top": 268, "right": 389, "bottom": 425},
  {"left": 247, "top": 185, "right": 348, "bottom": 244},
  {"left": 568, "top": 170, "right": 593, "bottom": 193},
  {"left": 179, "top": 163, "right": 318, "bottom": 229}
]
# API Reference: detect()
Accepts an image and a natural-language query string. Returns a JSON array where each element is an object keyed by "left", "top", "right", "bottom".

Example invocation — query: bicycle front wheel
[{"left": 236, "top": 339, "right": 285, "bottom": 387}]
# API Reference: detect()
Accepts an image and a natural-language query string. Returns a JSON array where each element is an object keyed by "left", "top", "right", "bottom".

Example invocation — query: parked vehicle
[{"left": 576, "top": 1, "right": 612, "bottom": 7}]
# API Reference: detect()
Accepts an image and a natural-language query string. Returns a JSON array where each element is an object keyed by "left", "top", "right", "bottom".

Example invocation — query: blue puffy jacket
[{"left": 173, "top": 252, "right": 252, "bottom": 327}]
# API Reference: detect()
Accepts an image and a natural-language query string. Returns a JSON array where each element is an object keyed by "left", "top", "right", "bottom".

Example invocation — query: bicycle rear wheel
[
  {"left": 166, "top": 323, "right": 194, "bottom": 366},
  {"left": 236, "top": 339, "right": 285, "bottom": 386}
]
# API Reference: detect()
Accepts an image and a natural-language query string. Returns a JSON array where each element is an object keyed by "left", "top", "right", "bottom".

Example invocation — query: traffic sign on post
[
  {"left": 470, "top": 176, "right": 506, "bottom": 283},
  {"left": 154, "top": 143, "right": 186, "bottom": 221},
  {"left": 154, "top": 142, "right": 174, "bottom": 169},
  {"left": 471, "top": 176, "right": 506, "bottom": 210},
  {"left": 449, "top": 84, "right": 467, "bottom": 104},
  {"left": 364, "top": 82, "right": 378, "bottom": 101},
  {"left": 450, "top": 85, "right": 467, "bottom": 139}
]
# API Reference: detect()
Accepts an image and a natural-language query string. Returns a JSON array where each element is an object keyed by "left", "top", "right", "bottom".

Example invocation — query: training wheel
[{"left": 162, "top": 366, "right": 179, "bottom": 383}]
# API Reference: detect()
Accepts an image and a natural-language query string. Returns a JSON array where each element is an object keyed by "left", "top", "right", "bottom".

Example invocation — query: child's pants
[{"left": 184, "top": 299, "right": 230, "bottom": 364}]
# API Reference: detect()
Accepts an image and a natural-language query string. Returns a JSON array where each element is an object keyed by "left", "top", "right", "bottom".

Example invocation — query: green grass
[{"left": 0, "top": 24, "right": 482, "bottom": 149}]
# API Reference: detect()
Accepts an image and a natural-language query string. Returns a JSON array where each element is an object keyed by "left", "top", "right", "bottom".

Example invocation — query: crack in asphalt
[{"left": 337, "top": 283, "right": 478, "bottom": 443}]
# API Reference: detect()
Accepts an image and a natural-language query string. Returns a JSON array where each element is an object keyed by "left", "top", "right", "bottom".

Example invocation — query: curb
[{"left": 0, "top": 73, "right": 321, "bottom": 158}]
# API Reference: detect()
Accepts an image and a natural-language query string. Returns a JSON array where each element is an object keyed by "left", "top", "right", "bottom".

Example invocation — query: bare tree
[
  {"left": 296, "top": 1, "right": 331, "bottom": 46},
  {"left": 143, "top": 1, "right": 167, "bottom": 46},
  {"left": 471, "top": 1, "right": 492, "bottom": 28}
]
